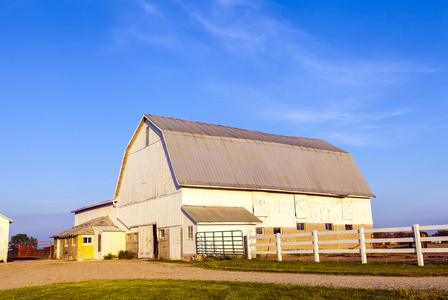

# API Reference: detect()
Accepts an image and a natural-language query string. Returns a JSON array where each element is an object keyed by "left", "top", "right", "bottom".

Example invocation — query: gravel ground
[{"left": 0, "top": 259, "right": 447, "bottom": 291}]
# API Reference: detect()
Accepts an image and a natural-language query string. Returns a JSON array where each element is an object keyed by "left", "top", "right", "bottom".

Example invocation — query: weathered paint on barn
[
  {"left": 0, "top": 214, "right": 13, "bottom": 263},
  {"left": 182, "top": 188, "right": 373, "bottom": 227}
]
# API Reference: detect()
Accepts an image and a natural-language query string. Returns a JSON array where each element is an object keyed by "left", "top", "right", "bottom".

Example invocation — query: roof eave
[
  {"left": 71, "top": 199, "right": 114, "bottom": 213},
  {"left": 180, "top": 184, "right": 375, "bottom": 199}
]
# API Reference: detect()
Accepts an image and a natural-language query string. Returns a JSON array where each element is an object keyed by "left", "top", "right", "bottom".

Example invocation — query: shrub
[
  {"left": 118, "top": 250, "right": 134, "bottom": 259},
  {"left": 103, "top": 253, "right": 117, "bottom": 260}
]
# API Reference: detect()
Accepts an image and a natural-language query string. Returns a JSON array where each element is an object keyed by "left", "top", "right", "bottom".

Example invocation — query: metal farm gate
[
  {"left": 18, "top": 241, "right": 52, "bottom": 257},
  {"left": 195, "top": 230, "right": 244, "bottom": 256}
]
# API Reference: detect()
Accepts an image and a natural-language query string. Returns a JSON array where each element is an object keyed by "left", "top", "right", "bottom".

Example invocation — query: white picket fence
[{"left": 246, "top": 224, "right": 448, "bottom": 266}]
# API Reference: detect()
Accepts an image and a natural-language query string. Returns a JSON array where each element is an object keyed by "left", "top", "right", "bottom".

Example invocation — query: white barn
[
  {"left": 69, "top": 114, "right": 375, "bottom": 260},
  {"left": 0, "top": 214, "right": 13, "bottom": 263}
]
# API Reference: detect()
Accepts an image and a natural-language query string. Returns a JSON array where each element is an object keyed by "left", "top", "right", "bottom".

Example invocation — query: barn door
[
  {"left": 169, "top": 227, "right": 181, "bottom": 260},
  {"left": 138, "top": 225, "right": 154, "bottom": 259}
]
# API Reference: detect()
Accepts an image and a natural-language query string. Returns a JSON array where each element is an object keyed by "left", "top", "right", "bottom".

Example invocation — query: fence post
[
  {"left": 413, "top": 224, "right": 424, "bottom": 267},
  {"left": 276, "top": 233, "right": 282, "bottom": 261},
  {"left": 359, "top": 227, "right": 367, "bottom": 264},
  {"left": 313, "top": 230, "right": 319, "bottom": 262},
  {"left": 245, "top": 236, "right": 252, "bottom": 260}
]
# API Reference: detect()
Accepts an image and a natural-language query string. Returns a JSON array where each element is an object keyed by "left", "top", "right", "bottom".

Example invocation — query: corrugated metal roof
[
  {"left": 50, "top": 216, "right": 116, "bottom": 238},
  {"left": 144, "top": 115, "right": 375, "bottom": 198},
  {"left": 182, "top": 205, "right": 262, "bottom": 224},
  {"left": 145, "top": 114, "right": 346, "bottom": 152}
]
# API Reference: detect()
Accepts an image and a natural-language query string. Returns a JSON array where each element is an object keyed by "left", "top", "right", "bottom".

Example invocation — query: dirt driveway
[{"left": 1, "top": 259, "right": 447, "bottom": 291}]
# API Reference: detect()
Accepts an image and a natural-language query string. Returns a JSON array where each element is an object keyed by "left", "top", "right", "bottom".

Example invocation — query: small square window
[
  {"left": 345, "top": 224, "right": 353, "bottom": 230},
  {"left": 83, "top": 236, "right": 93, "bottom": 244},
  {"left": 325, "top": 223, "right": 333, "bottom": 231},
  {"left": 159, "top": 229, "right": 165, "bottom": 238},
  {"left": 273, "top": 228, "right": 282, "bottom": 235},
  {"left": 256, "top": 227, "right": 264, "bottom": 235},
  {"left": 187, "top": 226, "right": 194, "bottom": 239},
  {"left": 296, "top": 223, "right": 305, "bottom": 231}
]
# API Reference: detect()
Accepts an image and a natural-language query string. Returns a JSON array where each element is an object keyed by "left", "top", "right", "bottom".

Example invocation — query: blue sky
[{"left": 1, "top": 0, "right": 447, "bottom": 241}]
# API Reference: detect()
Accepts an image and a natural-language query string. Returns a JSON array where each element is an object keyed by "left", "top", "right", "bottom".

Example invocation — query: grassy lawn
[
  {"left": 0, "top": 279, "right": 446, "bottom": 300},
  {"left": 156, "top": 258, "right": 448, "bottom": 277}
]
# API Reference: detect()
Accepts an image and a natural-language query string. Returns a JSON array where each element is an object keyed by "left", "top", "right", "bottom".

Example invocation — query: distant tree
[
  {"left": 9, "top": 234, "right": 38, "bottom": 255},
  {"left": 433, "top": 230, "right": 448, "bottom": 236},
  {"left": 433, "top": 230, "right": 448, "bottom": 243}
]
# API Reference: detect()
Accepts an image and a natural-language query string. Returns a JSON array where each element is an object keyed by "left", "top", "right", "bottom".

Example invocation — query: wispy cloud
[
  {"left": 268, "top": 108, "right": 408, "bottom": 125},
  {"left": 114, "top": 0, "right": 435, "bottom": 147},
  {"left": 185, "top": 0, "right": 434, "bottom": 86}
]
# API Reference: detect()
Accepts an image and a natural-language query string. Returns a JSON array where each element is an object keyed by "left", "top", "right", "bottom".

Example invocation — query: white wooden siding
[
  {"left": 182, "top": 188, "right": 373, "bottom": 227},
  {"left": 75, "top": 205, "right": 116, "bottom": 226},
  {"left": 196, "top": 224, "right": 255, "bottom": 237},
  {"left": 119, "top": 121, "right": 178, "bottom": 205},
  {"left": 118, "top": 191, "right": 182, "bottom": 229}
]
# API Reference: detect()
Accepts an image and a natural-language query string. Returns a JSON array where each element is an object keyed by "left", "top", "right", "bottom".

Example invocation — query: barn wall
[
  {"left": 196, "top": 224, "right": 255, "bottom": 237},
  {"left": 74, "top": 204, "right": 116, "bottom": 226},
  {"left": 117, "top": 191, "right": 182, "bottom": 229},
  {"left": 182, "top": 188, "right": 373, "bottom": 228},
  {"left": 0, "top": 217, "right": 10, "bottom": 263},
  {"left": 118, "top": 121, "right": 178, "bottom": 206}
]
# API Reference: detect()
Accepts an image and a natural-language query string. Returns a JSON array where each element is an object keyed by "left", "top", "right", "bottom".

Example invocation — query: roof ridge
[
  {"left": 145, "top": 113, "right": 321, "bottom": 141},
  {"left": 144, "top": 114, "right": 346, "bottom": 153}
]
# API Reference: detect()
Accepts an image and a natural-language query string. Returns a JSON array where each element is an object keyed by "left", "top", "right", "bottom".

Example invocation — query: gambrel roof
[{"left": 115, "top": 114, "right": 375, "bottom": 199}]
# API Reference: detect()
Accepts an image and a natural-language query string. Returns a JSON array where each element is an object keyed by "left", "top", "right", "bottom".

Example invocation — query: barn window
[
  {"left": 296, "top": 223, "right": 305, "bottom": 231},
  {"left": 64, "top": 239, "right": 68, "bottom": 246},
  {"left": 159, "top": 229, "right": 165, "bottom": 238},
  {"left": 345, "top": 224, "right": 353, "bottom": 230},
  {"left": 325, "top": 223, "right": 333, "bottom": 231},
  {"left": 72, "top": 237, "right": 76, "bottom": 246},
  {"left": 256, "top": 227, "right": 264, "bottom": 235},
  {"left": 83, "top": 236, "right": 93, "bottom": 244},
  {"left": 273, "top": 228, "right": 282, "bottom": 235},
  {"left": 187, "top": 226, "right": 193, "bottom": 239},
  {"left": 146, "top": 126, "right": 150, "bottom": 146}
]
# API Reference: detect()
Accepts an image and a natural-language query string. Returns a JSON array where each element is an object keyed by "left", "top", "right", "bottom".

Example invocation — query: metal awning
[{"left": 182, "top": 205, "right": 262, "bottom": 224}]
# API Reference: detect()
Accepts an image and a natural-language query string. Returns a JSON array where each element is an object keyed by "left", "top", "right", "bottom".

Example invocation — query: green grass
[
  {"left": 0, "top": 279, "right": 446, "bottom": 300},
  {"left": 155, "top": 258, "right": 448, "bottom": 277}
]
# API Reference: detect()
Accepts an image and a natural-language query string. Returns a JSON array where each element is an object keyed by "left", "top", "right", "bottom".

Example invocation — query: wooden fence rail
[{"left": 246, "top": 224, "right": 448, "bottom": 266}]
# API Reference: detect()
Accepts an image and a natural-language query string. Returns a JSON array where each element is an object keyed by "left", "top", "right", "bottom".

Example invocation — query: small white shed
[{"left": 0, "top": 214, "right": 13, "bottom": 263}]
